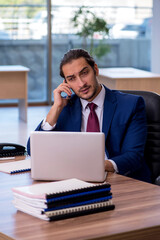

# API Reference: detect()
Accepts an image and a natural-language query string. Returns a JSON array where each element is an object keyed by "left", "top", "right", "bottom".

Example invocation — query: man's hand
[
  {"left": 53, "top": 80, "right": 72, "bottom": 109},
  {"left": 46, "top": 80, "right": 72, "bottom": 126},
  {"left": 105, "top": 160, "right": 115, "bottom": 172}
]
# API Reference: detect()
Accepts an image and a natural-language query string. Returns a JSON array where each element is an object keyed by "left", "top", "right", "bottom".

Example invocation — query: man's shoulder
[
  {"left": 115, "top": 90, "right": 142, "bottom": 100},
  {"left": 104, "top": 86, "right": 143, "bottom": 103},
  {"left": 103, "top": 86, "right": 145, "bottom": 113}
]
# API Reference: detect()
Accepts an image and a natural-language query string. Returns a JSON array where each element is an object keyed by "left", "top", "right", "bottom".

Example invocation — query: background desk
[
  {"left": 0, "top": 165, "right": 160, "bottom": 240},
  {"left": 98, "top": 67, "right": 160, "bottom": 94},
  {"left": 0, "top": 65, "right": 29, "bottom": 122}
]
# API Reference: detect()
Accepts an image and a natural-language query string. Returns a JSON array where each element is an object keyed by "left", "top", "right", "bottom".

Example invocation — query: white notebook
[
  {"left": 12, "top": 178, "right": 103, "bottom": 199},
  {"left": 0, "top": 159, "right": 31, "bottom": 174},
  {"left": 13, "top": 200, "right": 114, "bottom": 221}
]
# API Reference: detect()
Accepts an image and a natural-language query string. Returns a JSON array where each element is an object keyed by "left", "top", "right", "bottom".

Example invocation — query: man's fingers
[{"left": 55, "top": 83, "right": 72, "bottom": 96}]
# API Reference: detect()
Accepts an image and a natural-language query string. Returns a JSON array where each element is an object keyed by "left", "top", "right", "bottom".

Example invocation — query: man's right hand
[
  {"left": 46, "top": 80, "right": 72, "bottom": 126},
  {"left": 53, "top": 80, "right": 72, "bottom": 109}
]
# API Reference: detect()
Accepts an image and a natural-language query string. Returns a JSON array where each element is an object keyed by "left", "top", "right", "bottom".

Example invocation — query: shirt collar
[{"left": 80, "top": 84, "right": 105, "bottom": 110}]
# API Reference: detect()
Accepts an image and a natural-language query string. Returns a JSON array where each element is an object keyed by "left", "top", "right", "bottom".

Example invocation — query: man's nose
[{"left": 77, "top": 76, "right": 85, "bottom": 87}]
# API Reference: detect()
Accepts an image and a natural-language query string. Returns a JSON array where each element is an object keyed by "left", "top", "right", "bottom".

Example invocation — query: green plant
[{"left": 71, "top": 6, "right": 110, "bottom": 58}]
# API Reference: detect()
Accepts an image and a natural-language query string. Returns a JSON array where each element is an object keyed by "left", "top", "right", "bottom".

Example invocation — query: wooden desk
[
  {"left": 98, "top": 67, "right": 160, "bottom": 94},
  {"left": 0, "top": 167, "right": 160, "bottom": 240},
  {"left": 0, "top": 65, "right": 29, "bottom": 122}
]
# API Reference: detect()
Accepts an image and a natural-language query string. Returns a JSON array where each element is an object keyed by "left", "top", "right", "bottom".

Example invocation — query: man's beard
[{"left": 77, "top": 84, "right": 98, "bottom": 101}]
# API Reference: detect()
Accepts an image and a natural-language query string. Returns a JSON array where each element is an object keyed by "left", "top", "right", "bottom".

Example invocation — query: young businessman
[{"left": 27, "top": 48, "right": 151, "bottom": 182}]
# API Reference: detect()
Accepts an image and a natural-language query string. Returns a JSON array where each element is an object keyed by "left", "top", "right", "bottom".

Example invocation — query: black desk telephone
[{"left": 0, "top": 143, "right": 26, "bottom": 157}]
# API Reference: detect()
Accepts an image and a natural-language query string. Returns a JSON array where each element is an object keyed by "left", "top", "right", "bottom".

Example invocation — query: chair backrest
[{"left": 121, "top": 90, "right": 160, "bottom": 183}]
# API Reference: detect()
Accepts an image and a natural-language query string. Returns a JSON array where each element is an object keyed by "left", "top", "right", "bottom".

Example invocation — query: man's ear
[{"left": 94, "top": 63, "right": 99, "bottom": 76}]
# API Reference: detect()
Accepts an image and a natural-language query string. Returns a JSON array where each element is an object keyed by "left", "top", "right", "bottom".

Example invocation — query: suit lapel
[{"left": 102, "top": 87, "right": 117, "bottom": 149}]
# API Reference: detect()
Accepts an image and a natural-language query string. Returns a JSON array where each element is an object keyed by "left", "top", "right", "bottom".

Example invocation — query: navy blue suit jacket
[{"left": 27, "top": 86, "right": 151, "bottom": 182}]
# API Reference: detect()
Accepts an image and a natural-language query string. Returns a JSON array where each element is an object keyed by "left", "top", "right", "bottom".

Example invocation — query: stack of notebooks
[{"left": 12, "top": 178, "right": 115, "bottom": 221}]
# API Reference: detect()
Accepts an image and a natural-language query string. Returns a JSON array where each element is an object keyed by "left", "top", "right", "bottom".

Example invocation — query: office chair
[{"left": 121, "top": 90, "right": 160, "bottom": 185}]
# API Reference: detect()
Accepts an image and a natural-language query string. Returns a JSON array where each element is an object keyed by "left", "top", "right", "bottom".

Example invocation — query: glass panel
[
  {"left": 51, "top": 0, "right": 153, "bottom": 97},
  {"left": 0, "top": 0, "right": 153, "bottom": 104},
  {"left": 0, "top": 0, "right": 47, "bottom": 104}
]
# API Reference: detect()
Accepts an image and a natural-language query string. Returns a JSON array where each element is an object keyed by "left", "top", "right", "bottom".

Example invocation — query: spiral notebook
[
  {"left": 0, "top": 159, "right": 31, "bottom": 174},
  {"left": 12, "top": 178, "right": 108, "bottom": 199},
  {"left": 13, "top": 199, "right": 115, "bottom": 221}
]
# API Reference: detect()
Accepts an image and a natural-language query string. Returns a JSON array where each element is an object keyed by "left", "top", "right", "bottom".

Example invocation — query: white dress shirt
[{"left": 41, "top": 85, "right": 118, "bottom": 172}]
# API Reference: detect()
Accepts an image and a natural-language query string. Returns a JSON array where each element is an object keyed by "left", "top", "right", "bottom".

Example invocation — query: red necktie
[{"left": 86, "top": 103, "right": 100, "bottom": 132}]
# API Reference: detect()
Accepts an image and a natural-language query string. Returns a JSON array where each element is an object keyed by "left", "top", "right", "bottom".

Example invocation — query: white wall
[{"left": 151, "top": 0, "right": 160, "bottom": 73}]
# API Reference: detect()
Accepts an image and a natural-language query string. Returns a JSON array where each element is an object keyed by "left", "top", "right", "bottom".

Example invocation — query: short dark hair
[{"left": 60, "top": 49, "right": 96, "bottom": 78}]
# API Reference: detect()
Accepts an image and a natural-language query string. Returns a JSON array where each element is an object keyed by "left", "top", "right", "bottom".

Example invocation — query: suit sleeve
[
  {"left": 111, "top": 96, "right": 147, "bottom": 176},
  {"left": 27, "top": 120, "right": 45, "bottom": 155}
]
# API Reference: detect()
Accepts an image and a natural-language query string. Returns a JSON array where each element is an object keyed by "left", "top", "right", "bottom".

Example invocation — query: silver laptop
[{"left": 30, "top": 131, "right": 106, "bottom": 182}]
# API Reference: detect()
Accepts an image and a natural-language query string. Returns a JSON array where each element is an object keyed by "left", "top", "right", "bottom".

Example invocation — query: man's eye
[
  {"left": 68, "top": 77, "right": 75, "bottom": 81},
  {"left": 81, "top": 70, "right": 88, "bottom": 76}
]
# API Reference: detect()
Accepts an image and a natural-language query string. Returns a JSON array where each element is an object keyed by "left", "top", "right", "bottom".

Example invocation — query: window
[
  {"left": 0, "top": 0, "right": 153, "bottom": 104},
  {"left": 50, "top": 0, "right": 153, "bottom": 99},
  {"left": 0, "top": 0, "right": 47, "bottom": 103}
]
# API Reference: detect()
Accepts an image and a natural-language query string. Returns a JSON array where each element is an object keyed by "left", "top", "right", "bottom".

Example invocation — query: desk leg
[{"left": 18, "top": 99, "right": 27, "bottom": 122}]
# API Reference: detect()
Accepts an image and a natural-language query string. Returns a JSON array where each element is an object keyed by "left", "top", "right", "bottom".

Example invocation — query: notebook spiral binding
[
  {"left": 46, "top": 188, "right": 111, "bottom": 203},
  {"left": 46, "top": 182, "right": 111, "bottom": 199},
  {"left": 10, "top": 168, "right": 31, "bottom": 174},
  {"left": 45, "top": 200, "right": 114, "bottom": 217}
]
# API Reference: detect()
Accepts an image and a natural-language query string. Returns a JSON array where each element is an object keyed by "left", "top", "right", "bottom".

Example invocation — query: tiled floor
[{"left": 0, "top": 105, "right": 51, "bottom": 147}]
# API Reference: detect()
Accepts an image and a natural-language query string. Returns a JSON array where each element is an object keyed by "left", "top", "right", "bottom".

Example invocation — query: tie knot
[{"left": 88, "top": 102, "right": 97, "bottom": 111}]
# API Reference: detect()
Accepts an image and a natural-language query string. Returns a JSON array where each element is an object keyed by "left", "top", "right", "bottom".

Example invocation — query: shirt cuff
[
  {"left": 41, "top": 118, "right": 56, "bottom": 130},
  {"left": 105, "top": 153, "right": 118, "bottom": 172}
]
